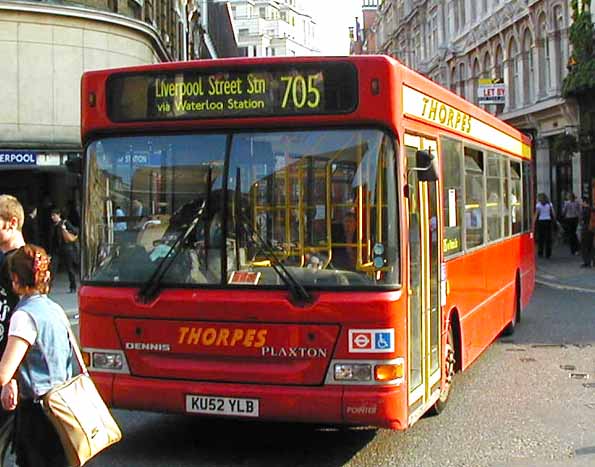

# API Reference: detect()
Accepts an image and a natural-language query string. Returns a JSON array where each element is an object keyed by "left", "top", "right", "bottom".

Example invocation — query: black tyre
[
  {"left": 503, "top": 280, "right": 521, "bottom": 336},
  {"left": 430, "top": 324, "right": 456, "bottom": 415}
]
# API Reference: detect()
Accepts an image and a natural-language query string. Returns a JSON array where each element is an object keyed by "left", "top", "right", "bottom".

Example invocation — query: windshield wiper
[
  {"left": 137, "top": 200, "right": 207, "bottom": 303},
  {"left": 238, "top": 217, "right": 312, "bottom": 305},
  {"left": 233, "top": 175, "right": 311, "bottom": 306}
]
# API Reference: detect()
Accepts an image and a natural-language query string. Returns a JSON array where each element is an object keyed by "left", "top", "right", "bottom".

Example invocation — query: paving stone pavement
[{"left": 535, "top": 238, "right": 595, "bottom": 292}]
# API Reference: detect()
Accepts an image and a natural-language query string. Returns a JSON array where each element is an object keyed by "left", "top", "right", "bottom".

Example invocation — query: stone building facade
[
  {"left": 0, "top": 0, "right": 236, "bottom": 241},
  {"left": 223, "top": 0, "right": 318, "bottom": 57},
  {"left": 355, "top": 0, "right": 587, "bottom": 211}
]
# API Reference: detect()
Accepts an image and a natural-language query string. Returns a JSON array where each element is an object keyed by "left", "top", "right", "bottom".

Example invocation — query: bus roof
[{"left": 81, "top": 55, "right": 531, "bottom": 157}]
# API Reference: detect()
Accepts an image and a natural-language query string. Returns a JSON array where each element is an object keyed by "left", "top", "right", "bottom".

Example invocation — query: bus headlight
[
  {"left": 334, "top": 363, "right": 372, "bottom": 382},
  {"left": 93, "top": 352, "right": 124, "bottom": 370},
  {"left": 326, "top": 358, "right": 404, "bottom": 385},
  {"left": 83, "top": 349, "right": 130, "bottom": 373}
]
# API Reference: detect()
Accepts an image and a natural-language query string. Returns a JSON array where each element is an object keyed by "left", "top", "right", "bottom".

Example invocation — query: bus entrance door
[{"left": 405, "top": 135, "right": 441, "bottom": 425}]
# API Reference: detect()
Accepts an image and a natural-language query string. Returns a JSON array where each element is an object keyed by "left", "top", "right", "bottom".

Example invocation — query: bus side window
[
  {"left": 440, "top": 137, "right": 463, "bottom": 256},
  {"left": 464, "top": 147, "right": 485, "bottom": 249},
  {"left": 510, "top": 161, "right": 522, "bottom": 234},
  {"left": 522, "top": 162, "right": 532, "bottom": 232},
  {"left": 486, "top": 153, "right": 503, "bottom": 242}
]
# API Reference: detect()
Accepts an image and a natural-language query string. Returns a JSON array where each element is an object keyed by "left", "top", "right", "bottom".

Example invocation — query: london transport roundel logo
[
  {"left": 348, "top": 329, "right": 395, "bottom": 353},
  {"left": 353, "top": 332, "right": 372, "bottom": 349}
]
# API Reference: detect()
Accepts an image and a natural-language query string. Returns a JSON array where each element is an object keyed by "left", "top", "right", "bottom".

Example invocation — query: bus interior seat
[{"left": 137, "top": 215, "right": 170, "bottom": 251}]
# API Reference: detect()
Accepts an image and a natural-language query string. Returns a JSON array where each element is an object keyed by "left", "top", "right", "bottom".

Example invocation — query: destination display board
[{"left": 107, "top": 63, "right": 358, "bottom": 122}]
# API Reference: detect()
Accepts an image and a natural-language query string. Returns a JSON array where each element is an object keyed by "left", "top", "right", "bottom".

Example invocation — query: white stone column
[
  {"left": 503, "top": 57, "right": 511, "bottom": 111},
  {"left": 535, "top": 37, "right": 545, "bottom": 98},
  {"left": 573, "top": 151, "right": 581, "bottom": 199},
  {"left": 535, "top": 137, "right": 551, "bottom": 198},
  {"left": 548, "top": 31, "right": 561, "bottom": 94}
]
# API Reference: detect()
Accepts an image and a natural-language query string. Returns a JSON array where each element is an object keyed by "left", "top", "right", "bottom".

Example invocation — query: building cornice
[
  {"left": 500, "top": 96, "right": 577, "bottom": 126},
  {"left": 0, "top": 1, "right": 171, "bottom": 61}
]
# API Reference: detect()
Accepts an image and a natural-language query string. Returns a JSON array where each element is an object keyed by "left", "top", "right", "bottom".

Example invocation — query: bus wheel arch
[
  {"left": 449, "top": 309, "right": 462, "bottom": 373},
  {"left": 503, "top": 271, "right": 521, "bottom": 335},
  {"left": 430, "top": 308, "right": 461, "bottom": 415}
]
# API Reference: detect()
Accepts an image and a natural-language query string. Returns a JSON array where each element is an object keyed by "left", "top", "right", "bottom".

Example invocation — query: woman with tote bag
[
  {"left": 0, "top": 244, "right": 70, "bottom": 466},
  {"left": 0, "top": 244, "right": 120, "bottom": 467}
]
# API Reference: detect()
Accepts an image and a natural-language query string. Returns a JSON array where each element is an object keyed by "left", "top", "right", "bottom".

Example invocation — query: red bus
[{"left": 79, "top": 55, "right": 534, "bottom": 430}]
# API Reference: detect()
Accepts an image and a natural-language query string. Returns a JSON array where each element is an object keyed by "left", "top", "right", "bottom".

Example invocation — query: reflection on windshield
[{"left": 83, "top": 129, "right": 398, "bottom": 288}]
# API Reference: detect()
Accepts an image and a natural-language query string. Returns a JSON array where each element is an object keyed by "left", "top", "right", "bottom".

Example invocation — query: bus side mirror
[{"left": 415, "top": 149, "right": 439, "bottom": 182}]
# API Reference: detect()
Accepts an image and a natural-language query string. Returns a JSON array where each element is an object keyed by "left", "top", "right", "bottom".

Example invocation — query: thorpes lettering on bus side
[{"left": 421, "top": 96, "right": 472, "bottom": 134}]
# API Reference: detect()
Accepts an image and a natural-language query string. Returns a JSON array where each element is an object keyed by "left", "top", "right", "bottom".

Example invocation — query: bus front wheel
[
  {"left": 430, "top": 324, "right": 456, "bottom": 415},
  {"left": 503, "top": 279, "right": 521, "bottom": 336}
]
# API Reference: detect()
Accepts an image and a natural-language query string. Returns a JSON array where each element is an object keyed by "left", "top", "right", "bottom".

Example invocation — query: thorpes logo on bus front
[
  {"left": 348, "top": 329, "right": 395, "bottom": 353},
  {"left": 176, "top": 327, "right": 329, "bottom": 358},
  {"left": 117, "top": 322, "right": 338, "bottom": 362},
  {"left": 177, "top": 326, "right": 268, "bottom": 348}
]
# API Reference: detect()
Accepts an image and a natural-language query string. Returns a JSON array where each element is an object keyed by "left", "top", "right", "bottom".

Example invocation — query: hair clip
[
  {"left": 32, "top": 252, "right": 49, "bottom": 276},
  {"left": 32, "top": 252, "right": 42, "bottom": 274}
]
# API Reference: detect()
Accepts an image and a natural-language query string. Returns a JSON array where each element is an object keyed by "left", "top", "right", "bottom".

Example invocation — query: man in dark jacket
[
  {"left": 48, "top": 207, "right": 79, "bottom": 292},
  {"left": 22, "top": 205, "right": 40, "bottom": 245}
]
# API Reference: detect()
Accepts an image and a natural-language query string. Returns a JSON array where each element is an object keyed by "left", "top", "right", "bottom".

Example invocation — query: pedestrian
[
  {"left": 66, "top": 200, "right": 80, "bottom": 228},
  {"left": 332, "top": 211, "right": 358, "bottom": 270},
  {"left": 0, "top": 194, "right": 26, "bottom": 461},
  {"left": 580, "top": 196, "right": 594, "bottom": 267},
  {"left": 534, "top": 193, "right": 556, "bottom": 259},
  {"left": 0, "top": 244, "right": 71, "bottom": 466},
  {"left": 561, "top": 192, "right": 581, "bottom": 255},
  {"left": 48, "top": 208, "right": 79, "bottom": 293},
  {"left": 22, "top": 205, "right": 40, "bottom": 246},
  {"left": 38, "top": 195, "right": 53, "bottom": 251}
]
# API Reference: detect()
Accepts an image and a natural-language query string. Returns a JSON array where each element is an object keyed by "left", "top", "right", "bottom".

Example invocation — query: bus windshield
[{"left": 83, "top": 128, "right": 399, "bottom": 288}]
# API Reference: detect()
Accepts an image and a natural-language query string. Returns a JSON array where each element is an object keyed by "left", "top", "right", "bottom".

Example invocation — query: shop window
[{"left": 441, "top": 137, "right": 463, "bottom": 256}]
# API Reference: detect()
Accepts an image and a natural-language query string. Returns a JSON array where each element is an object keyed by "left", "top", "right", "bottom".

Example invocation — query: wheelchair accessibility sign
[{"left": 348, "top": 329, "right": 395, "bottom": 353}]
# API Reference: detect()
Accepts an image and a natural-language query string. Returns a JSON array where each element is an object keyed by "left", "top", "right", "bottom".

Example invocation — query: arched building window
[
  {"left": 472, "top": 58, "right": 480, "bottom": 105},
  {"left": 450, "top": 67, "right": 457, "bottom": 93},
  {"left": 482, "top": 52, "right": 492, "bottom": 78},
  {"left": 458, "top": 62, "right": 467, "bottom": 99},
  {"left": 494, "top": 45, "right": 503, "bottom": 79},
  {"left": 470, "top": 0, "right": 476, "bottom": 25},
  {"left": 522, "top": 29, "right": 534, "bottom": 105},
  {"left": 553, "top": 4, "right": 565, "bottom": 89},
  {"left": 480, "top": 52, "right": 492, "bottom": 110},
  {"left": 494, "top": 45, "right": 504, "bottom": 115},
  {"left": 507, "top": 38, "right": 519, "bottom": 109},
  {"left": 537, "top": 12, "right": 550, "bottom": 95},
  {"left": 459, "top": 0, "right": 466, "bottom": 30}
]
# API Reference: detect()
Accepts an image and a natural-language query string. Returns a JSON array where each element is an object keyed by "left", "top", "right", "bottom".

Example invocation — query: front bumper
[{"left": 93, "top": 373, "right": 406, "bottom": 430}]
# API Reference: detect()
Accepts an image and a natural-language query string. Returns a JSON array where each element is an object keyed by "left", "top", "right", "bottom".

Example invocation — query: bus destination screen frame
[{"left": 106, "top": 62, "right": 358, "bottom": 122}]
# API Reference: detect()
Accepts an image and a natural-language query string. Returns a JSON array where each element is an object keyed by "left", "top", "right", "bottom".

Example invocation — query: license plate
[{"left": 185, "top": 395, "right": 259, "bottom": 417}]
